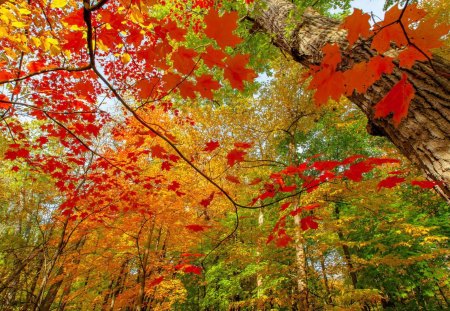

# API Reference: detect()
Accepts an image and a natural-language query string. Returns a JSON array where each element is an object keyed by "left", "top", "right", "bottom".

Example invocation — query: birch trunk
[{"left": 253, "top": 0, "right": 450, "bottom": 201}]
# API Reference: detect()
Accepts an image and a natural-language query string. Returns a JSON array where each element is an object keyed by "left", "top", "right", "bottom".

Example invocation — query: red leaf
[
  {"left": 377, "top": 176, "right": 406, "bottom": 190},
  {"left": 226, "top": 175, "right": 240, "bottom": 184},
  {"left": 202, "top": 46, "right": 226, "bottom": 68},
  {"left": 411, "top": 180, "right": 437, "bottom": 189},
  {"left": 183, "top": 265, "right": 202, "bottom": 275},
  {"left": 168, "top": 181, "right": 181, "bottom": 191},
  {"left": 223, "top": 54, "right": 257, "bottom": 90},
  {"left": 249, "top": 178, "right": 262, "bottom": 185},
  {"left": 204, "top": 10, "right": 243, "bottom": 48},
  {"left": 172, "top": 47, "right": 198, "bottom": 75},
  {"left": 203, "top": 140, "right": 220, "bottom": 152},
  {"left": 303, "top": 203, "right": 320, "bottom": 211},
  {"left": 300, "top": 216, "right": 319, "bottom": 231},
  {"left": 280, "top": 202, "right": 292, "bottom": 211},
  {"left": 200, "top": 192, "right": 215, "bottom": 208},
  {"left": 398, "top": 46, "right": 428, "bottom": 69},
  {"left": 227, "top": 149, "right": 246, "bottom": 167},
  {"left": 151, "top": 145, "right": 167, "bottom": 159},
  {"left": 185, "top": 224, "right": 211, "bottom": 232},
  {"left": 374, "top": 74, "right": 415, "bottom": 127},
  {"left": 312, "top": 160, "right": 341, "bottom": 171},
  {"left": 4, "top": 148, "right": 30, "bottom": 160},
  {"left": 195, "top": 74, "right": 220, "bottom": 99},
  {"left": 279, "top": 184, "right": 297, "bottom": 193},
  {"left": 340, "top": 8, "right": 371, "bottom": 45},
  {"left": 0, "top": 94, "right": 11, "bottom": 109},
  {"left": 275, "top": 234, "right": 293, "bottom": 248},
  {"left": 161, "top": 161, "right": 172, "bottom": 171},
  {"left": 343, "top": 160, "right": 373, "bottom": 182},
  {"left": 307, "top": 44, "right": 345, "bottom": 105},
  {"left": 234, "top": 142, "right": 252, "bottom": 149},
  {"left": 149, "top": 276, "right": 164, "bottom": 288},
  {"left": 290, "top": 208, "right": 302, "bottom": 217}
]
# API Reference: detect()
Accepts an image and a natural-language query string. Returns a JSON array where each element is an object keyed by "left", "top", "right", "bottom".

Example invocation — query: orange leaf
[
  {"left": 172, "top": 47, "right": 198, "bottom": 75},
  {"left": 374, "top": 74, "right": 415, "bottom": 127},
  {"left": 195, "top": 74, "right": 220, "bottom": 99},
  {"left": 204, "top": 10, "right": 243, "bottom": 48},
  {"left": 223, "top": 54, "right": 256, "bottom": 90},
  {"left": 340, "top": 8, "right": 371, "bottom": 46},
  {"left": 202, "top": 46, "right": 226, "bottom": 69}
]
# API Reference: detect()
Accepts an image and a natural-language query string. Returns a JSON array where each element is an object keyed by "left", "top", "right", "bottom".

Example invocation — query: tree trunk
[{"left": 253, "top": 0, "right": 450, "bottom": 201}]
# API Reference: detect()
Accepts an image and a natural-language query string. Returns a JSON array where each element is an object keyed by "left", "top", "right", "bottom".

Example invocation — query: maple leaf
[
  {"left": 161, "top": 161, "right": 172, "bottom": 171},
  {"left": 279, "top": 184, "right": 297, "bottom": 193},
  {"left": 185, "top": 224, "right": 211, "bottom": 232},
  {"left": 300, "top": 216, "right": 319, "bottom": 231},
  {"left": 167, "top": 181, "right": 181, "bottom": 191},
  {"left": 204, "top": 10, "right": 243, "bottom": 48},
  {"left": 275, "top": 234, "right": 293, "bottom": 248},
  {"left": 340, "top": 8, "right": 371, "bottom": 46},
  {"left": 280, "top": 202, "right": 292, "bottom": 211},
  {"left": 249, "top": 178, "right": 262, "bottom": 185},
  {"left": 201, "top": 46, "right": 226, "bottom": 69},
  {"left": 398, "top": 47, "right": 428, "bottom": 69},
  {"left": 200, "top": 192, "right": 215, "bottom": 208},
  {"left": 411, "top": 180, "right": 437, "bottom": 189},
  {"left": 343, "top": 160, "right": 373, "bottom": 182},
  {"left": 172, "top": 47, "right": 198, "bottom": 75},
  {"left": 227, "top": 149, "right": 246, "bottom": 167},
  {"left": 234, "top": 142, "right": 252, "bottom": 149},
  {"left": 407, "top": 16, "right": 450, "bottom": 58},
  {"left": 226, "top": 175, "right": 240, "bottom": 184},
  {"left": 183, "top": 265, "right": 202, "bottom": 275},
  {"left": 203, "top": 140, "right": 220, "bottom": 152},
  {"left": 4, "top": 148, "right": 30, "bottom": 160},
  {"left": 307, "top": 44, "right": 345, "bottom": 105},
  {"left": 151, "top": 145, "right": 167, "bottom": 159},
  {"left": 223, "top": 54, "right": 257, "bottom": 90},
  {"left": 0, "top": 94, "right": 10, "bottom": 109},
  {"left": 312, "top": 160, "right": 341, "bottom": 171},
  {"left": 377, "top": 176, "right": 406, "bottom": 190},
  {"left": 195, "top": 74, "right": 220, "bottom": 99},
  {"left": 374, "top": 74, "right": 415, "bottom": 127},
  {"left": 149, "top": 276, "right": 164, "bottom": 288}
]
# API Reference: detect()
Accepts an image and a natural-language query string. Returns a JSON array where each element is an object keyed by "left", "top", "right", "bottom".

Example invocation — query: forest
[{"left": 0, "top": 0, "right": 449, "bottom": 310}]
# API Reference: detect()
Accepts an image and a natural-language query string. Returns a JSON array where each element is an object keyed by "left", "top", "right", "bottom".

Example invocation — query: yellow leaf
[
  {"left": 12, "top": 21, "right": 27, "bottom": 28},
  {"left": 50, "top": 0, "right": 67, "bottom": 9},
  {"left": 121, "top": 53, "right": 131, "bottom": 64},
  {"left": 19, "top": 8, "right": 31, "bottom": 15}
]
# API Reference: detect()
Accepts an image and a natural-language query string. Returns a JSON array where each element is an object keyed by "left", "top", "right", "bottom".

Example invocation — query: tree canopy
[{"left": 0, "top": 0, "right": 449, "bottom": 310}]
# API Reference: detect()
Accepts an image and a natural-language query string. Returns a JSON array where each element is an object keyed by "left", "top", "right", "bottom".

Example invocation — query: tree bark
[{"left": 253, "top": 0, "right": 450, "bottom": 201}]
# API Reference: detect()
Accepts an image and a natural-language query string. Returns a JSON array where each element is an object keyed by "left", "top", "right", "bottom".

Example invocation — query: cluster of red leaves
[
  {"left": 258, "top": 155, "right": 402, "bottom": 247},
  {"left": 308, "top": 3, "right": 449, "bottom": 127},
  {"left": 261, "top": 153, "right": 441, "bottom": 247}
]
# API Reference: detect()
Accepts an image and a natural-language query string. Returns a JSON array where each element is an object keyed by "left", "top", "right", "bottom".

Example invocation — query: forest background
[{"left": 0, "top": 0, "right": 449, "bottom": 310}]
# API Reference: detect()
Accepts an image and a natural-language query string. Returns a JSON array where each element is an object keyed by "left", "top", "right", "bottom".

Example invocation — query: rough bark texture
[{"left": 253, "top": 0, "right": 450, "bottom": 201}]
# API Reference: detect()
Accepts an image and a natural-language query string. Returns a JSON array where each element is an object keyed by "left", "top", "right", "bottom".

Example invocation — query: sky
[{"left": 351, "top": 0, "right": 386, "bottom": 17}]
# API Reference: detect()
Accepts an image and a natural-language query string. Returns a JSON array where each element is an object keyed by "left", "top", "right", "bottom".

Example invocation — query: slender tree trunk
[
  {"left": 293, "top": 214, "right": 308, "bottom": 310},
  {"left": 334, "top": 205, "right": 358, "bottom": 289},
  {"left": 253, "top": 0, "right": 450, "bottom": 201},
  {"left": 319, "top": 254, "right": 332, "bottom": 305}
]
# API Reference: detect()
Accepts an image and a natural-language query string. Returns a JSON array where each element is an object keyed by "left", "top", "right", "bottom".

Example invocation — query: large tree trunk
[{"left": 253, "top": 0, "right": 450, "bottom": 201}]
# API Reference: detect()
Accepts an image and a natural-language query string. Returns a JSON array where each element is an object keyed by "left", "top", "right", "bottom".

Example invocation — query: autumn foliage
[{"left": 0, "top": 0, "right": 449, "bottom": 309}]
